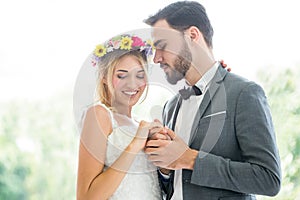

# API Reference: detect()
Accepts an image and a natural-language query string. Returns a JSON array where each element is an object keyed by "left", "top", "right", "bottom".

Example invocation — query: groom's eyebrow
[{"left": 153, "top": 39, "right": 166, "bottom": 47}]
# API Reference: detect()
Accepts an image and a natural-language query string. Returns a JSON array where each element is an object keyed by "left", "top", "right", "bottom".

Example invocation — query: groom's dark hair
[{"left": 144, "top": 1, "right": 214, "bottom": 48}]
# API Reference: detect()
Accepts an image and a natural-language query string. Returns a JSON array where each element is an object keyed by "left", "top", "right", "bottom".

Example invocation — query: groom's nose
[{"left": 153, "top": 50, "right": 163, "bottom": 64}]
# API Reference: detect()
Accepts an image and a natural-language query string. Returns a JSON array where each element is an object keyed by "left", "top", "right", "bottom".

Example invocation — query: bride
[{"left": 76, "top": 34, "right": 162, "bottom": 200}]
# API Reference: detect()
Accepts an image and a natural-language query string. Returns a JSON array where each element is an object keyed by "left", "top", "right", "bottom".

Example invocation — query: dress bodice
[{"left": 92, "top": 103, "right": 161, "bottom": 200}]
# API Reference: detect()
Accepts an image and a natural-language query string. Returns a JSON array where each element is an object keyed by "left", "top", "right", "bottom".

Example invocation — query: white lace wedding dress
[{"left": 81, "top": 103, "right": 161, "bottom": 200}]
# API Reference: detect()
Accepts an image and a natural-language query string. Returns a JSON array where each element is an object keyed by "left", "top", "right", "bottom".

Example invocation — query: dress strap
[{"left": 95, "top": 102, "right": 118, "bottom": 129}]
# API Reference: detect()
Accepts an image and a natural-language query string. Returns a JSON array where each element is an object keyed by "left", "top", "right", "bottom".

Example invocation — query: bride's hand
[
  {"left": 148, "top": 119, "right": 171, "bottom": 141},
  {"left": 132, "top": 121, "right": 163, "bottom": 151}
]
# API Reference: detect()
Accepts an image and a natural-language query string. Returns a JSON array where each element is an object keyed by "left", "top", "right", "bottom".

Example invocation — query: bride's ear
[{"left": 102, "top": 77, "right": 108, "bottom": 84}]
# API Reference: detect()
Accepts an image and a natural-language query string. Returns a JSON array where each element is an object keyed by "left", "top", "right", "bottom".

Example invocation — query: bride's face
[{"left": 111, "top": 55, "right": 147, "bottom": 108}]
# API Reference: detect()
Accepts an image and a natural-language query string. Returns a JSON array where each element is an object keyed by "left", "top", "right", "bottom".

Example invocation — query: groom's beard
[{"left": 166, "top": 43, "right": 192, "bottom": 85}]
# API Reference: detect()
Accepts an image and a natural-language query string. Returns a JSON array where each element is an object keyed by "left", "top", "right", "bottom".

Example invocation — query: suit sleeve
[
  {"left": 157, "top": 101, "right": 175, "bottom": 200},
  {"left": 190, "top": 83, "right": 282, "bottom": 196}
]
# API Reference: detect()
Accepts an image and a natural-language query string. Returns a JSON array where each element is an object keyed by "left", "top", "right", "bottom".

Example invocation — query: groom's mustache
[{"left": 160, "top": 63, "right": 170, "bottom": 69}]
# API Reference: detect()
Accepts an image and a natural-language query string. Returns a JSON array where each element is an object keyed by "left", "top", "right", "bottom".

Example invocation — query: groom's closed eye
[{"left": 154, "top": 39, "right": 167, "bottom": 50}]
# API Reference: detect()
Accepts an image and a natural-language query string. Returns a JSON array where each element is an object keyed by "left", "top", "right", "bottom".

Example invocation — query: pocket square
[{"left": 202, "top": 111, "right": 226, "bottom": 118}]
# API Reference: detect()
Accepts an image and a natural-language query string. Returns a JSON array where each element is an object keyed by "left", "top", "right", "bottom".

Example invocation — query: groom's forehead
[{"left": 152, "top": 27, "right": 183, "bottom": 45}]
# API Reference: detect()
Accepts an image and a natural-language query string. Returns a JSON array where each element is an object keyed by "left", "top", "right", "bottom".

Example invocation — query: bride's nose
[{"left": 126, "top": 76, "right": 142, "bottom": 89}]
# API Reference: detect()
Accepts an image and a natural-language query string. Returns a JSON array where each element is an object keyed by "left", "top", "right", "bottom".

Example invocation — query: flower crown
[{"left": 92, "top": 34, "right": 154, "bottom": 67}]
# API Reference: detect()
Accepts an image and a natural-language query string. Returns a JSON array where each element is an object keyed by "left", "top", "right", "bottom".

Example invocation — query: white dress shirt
[{"left": 171, "top": 62, "right": 219, "bottom": 200}]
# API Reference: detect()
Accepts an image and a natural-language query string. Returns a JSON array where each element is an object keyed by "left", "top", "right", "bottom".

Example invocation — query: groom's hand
[{"left": 145, "top": 128, "right": 198, "bottom": 170}]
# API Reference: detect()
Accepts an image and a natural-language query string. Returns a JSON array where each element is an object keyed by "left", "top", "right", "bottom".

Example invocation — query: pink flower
[
  {"left": 132, "top": 36, "right": 145, "bottom": 47},
  {"left": 110, "top": 40, "right": 121, "bottom": 49}
]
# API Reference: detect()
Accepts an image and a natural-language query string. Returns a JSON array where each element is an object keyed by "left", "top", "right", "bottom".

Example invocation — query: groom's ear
[
  {"left": 185, "top": 26, "right": 208, "bottom": 49},
  {"left": 185, "top": 26, "right": 201, "bottom": 41}
]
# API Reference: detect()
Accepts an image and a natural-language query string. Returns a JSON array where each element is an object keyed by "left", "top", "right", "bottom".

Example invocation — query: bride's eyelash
[
  {"left": 116, "top": 71, "right": 145, "bottom": 80},
  {"left": 117, "top": 74, "right": 126, "bottom": 79},
  {"left": 137, "top": 74, "right": 145, "bottom": 79}
]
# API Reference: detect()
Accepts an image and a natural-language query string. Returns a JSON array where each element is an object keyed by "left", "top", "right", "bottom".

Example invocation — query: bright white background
[{"left": 1, "top": 0, "right": 300, "bottom": 101}]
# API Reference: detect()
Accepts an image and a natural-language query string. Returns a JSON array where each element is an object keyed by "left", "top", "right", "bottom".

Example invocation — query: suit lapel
[
  {"left": 188, "top": 65, "right": 227, "bottom": 145},
  {"left": 169, "top": 97, "right": 182, "bottom": 130}
]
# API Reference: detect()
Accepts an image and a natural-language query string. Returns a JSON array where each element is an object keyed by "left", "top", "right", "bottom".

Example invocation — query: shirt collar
[{"left": 194, "top": 61, "right": 219, "bottom": 92}]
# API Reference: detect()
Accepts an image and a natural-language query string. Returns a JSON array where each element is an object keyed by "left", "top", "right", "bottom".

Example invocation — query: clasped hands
[{"left": 141, "top": 120, "right": 197, "bottom": 170}]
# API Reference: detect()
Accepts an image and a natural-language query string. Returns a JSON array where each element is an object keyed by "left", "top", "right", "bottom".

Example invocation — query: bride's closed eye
[
  {"left": 117, "top": 74, "right": 127, "bottom": 79},
  {"left": 136, "top": 72, "right": 145, "bottom": 79}
]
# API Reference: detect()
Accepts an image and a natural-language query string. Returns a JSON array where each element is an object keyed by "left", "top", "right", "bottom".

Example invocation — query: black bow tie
[{"left": 179, "top": 85, "right": 202, "bottom": 100}]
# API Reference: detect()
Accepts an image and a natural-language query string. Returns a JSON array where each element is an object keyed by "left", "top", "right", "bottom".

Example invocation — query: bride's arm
[{"left": 76, "top": 105, "right": 146, "bottom": 200}]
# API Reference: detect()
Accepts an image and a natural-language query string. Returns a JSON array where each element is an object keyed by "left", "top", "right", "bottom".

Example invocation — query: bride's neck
[{"left": 112, "top": 104, "right": 132, "bottom": 118}]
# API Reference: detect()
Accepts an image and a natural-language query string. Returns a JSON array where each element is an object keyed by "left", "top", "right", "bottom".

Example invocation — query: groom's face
[{"left": 152, "top": 20, "right": 192, "bottom": 85}]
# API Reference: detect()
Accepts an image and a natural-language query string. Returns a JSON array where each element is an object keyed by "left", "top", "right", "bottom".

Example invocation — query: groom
[{"left": 144, "top": 1, "right": 281, "bottom": 200}]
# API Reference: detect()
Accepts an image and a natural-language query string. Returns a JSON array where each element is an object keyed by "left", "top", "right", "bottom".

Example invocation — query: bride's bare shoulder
[
  {"left": 87, "top": 104, "right": 110, "bottom": 116},
  {"left": 82, "top": 104, "right": 112, "bottom": 135}
]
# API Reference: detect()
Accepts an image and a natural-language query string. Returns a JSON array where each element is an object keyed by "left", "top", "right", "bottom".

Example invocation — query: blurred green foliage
[
  {"left": 0, "top": 91, "right": 78, "bottom": 200},
  {"left": 0, "top": 66, "right": 299, "bottom": 199},
  {"left": 257, "top": 66, "right": 300, "bottom": 199}
]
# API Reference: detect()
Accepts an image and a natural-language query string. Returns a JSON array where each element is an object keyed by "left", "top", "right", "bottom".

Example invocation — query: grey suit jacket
[{"left": 161, "top": 65, "right": 281, "bottom": 200}]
